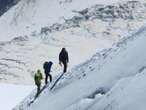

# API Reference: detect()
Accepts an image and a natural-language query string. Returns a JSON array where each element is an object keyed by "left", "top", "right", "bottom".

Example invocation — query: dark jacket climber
[
  {"left": 59, "top": 48, "right": 69, "bottom": 73},
  {"left": 43, "top": 61, "right": 53, "bottom": 84},
  {"left": 34, "top": 69, "right": 43, "bottom": 95}
]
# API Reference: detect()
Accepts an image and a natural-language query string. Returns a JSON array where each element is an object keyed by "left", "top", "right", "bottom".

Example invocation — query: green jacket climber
[{"left": 34, "top": 69, "right": 43, "bottom": 85}]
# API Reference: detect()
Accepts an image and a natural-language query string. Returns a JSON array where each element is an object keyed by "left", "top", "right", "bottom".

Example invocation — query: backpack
[{"left": 43, "top": 61, "right": 53, "bottom": 73}]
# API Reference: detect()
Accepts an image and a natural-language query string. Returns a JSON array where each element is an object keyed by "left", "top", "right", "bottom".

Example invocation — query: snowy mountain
[
  {"left": 15, "top": 10, "right": 146, "bottom": 110},
  {"left": 0, "top": 0, "right": 146, "bottom": 110},
  {"left": 0, "top": 0, "right": 143, "bottom": 41},
  {"left": 0, "top": 0, "right": 120, "bottom": 41},
  {"left": 1, "top": 0, "right": 146, "bottom": 85},
  {"left": 14, "top": 15, "right": 146, "bottom": 110}
]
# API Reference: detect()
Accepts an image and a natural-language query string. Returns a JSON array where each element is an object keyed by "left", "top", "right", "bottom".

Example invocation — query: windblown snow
[{"left": 0, "top": 0, "right": 146, "bottom": 110}]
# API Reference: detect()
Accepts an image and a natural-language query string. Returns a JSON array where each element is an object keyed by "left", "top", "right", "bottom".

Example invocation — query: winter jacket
[
  {"left": 59, "top": 49, "right": 69, "bottom": 63},
  {"left": 34, "top": 70, "right": 43, "bottom": 85}
]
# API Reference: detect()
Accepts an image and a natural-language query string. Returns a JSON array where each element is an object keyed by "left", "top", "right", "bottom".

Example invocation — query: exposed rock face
[{"left": 0, "top": 0, "right": 19, "bottom": 16}]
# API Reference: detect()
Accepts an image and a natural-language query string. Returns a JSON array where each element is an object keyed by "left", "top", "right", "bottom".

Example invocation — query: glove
[{"left": 59, "top": 61, "right": 62, "bottom": 66}]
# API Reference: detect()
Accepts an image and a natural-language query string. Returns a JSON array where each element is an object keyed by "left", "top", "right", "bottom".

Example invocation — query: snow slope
[
  {"left": 1, "top": 0, "right": 146, "bottom": 110},
  {"left": 0, "top": 83, "right": 34, "bottom": 110},
  {"left": 0, "top": 0, "right": 144, "bottom": 41},
  {"left": 0, "top": 0, "right": 121, "bottom": 41},
  {"left": 13, "top": 1, "right": 146, "bottom": 110},
  {"left": 89, "top": 27, "right": 146, "bottom": 110},
  {"left": 25, "top": 17, "right": 146, "bottom": 110},
  {"left": 1, "top": 0, "right": 146, "bottom": 85},
  {"left": 32, "top": 18, "right": 146, "bottom": 110}
]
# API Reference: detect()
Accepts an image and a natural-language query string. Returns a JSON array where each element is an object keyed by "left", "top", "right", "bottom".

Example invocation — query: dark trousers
[
  {"left": 36, "top": 83, "right": 41, "bottom": 97},
  {"left": 62, "top": 62, "right": 67, "bottom": 73},
  {"left": 45, "top": 73, "right": 52, "bottom": 85}
]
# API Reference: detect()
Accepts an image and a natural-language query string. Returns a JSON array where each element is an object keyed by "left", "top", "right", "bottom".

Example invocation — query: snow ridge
[
  {"left": 13, "top": 4, "right": 146, "bottom": 110},
  {"left": 1, "top": 0, "right": 146, "bottom": 110},
  {"left": 1, "top": 0, "right": 146, "bottom": 85}
]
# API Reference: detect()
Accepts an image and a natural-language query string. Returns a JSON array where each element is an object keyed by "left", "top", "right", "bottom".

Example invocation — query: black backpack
[{"left": 43, "top": 61, "right": 53, "bottom": 73}]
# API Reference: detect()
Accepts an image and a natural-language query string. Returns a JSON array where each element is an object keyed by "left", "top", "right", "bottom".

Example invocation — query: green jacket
[{"left": 34, "top": 70, "right": 43, "bottom": 85}]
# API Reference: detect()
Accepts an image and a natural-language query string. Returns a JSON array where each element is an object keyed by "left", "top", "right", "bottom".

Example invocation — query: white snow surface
[
  {"left": 14, "top": 3, "right": 146, "bottom": 110},
  {"left": 0, "top": 0, "right": 146, "bottom": 110},
  {"left": 1, "top": 0, "right": 146, "bottom": 85},
  {"left": 25, "top": 18, "right": 146, "bottom": 110},
  {"left": 0, "top": 0, "right": 144, "bottom": 41},
  {"left": 0, "top": 0, "right": 120, "bottom": 41},
  {"left": 0, "top": 83, "right": 34, "bottom": 110}
]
